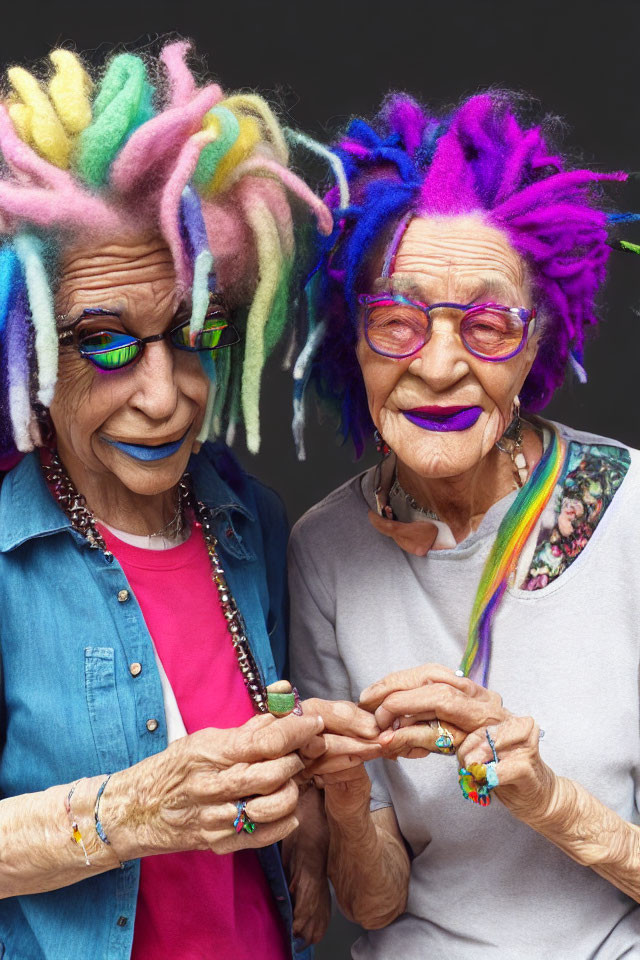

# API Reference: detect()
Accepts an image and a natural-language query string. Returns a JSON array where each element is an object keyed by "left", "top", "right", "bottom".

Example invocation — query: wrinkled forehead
[
  {"left": 379, "top": 214, "right": 528, "bottom": 302},
  {"left": 55, "top": 232, "right": 179, "bottom": 313}
]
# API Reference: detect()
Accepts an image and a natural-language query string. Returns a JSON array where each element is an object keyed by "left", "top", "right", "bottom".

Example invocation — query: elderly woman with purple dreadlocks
[
  {"left": 0, "top": 41, "right": 386, "bottom": 960},
  {"left": 289, "top": 92, "right": 640, "bottom": 958}
]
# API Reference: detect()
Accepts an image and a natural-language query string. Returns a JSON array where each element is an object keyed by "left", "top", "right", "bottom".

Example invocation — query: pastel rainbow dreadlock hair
[
  {"left": 292, "top": 91, "right": 635, "bottom": 683},
  {"left": 0, "top": 41, "right": 332, "bottom": 469}
]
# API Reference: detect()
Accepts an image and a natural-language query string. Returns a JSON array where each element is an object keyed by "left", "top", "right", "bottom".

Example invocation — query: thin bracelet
[
  {"left": 94, "top": 774, "right": 113, "bottom": 845},
  {"left": 93, "top": 774, "right": 125, "bottom": 868},
  {"left": 64, "top": 779, "right": 91, "bottom": 866}
]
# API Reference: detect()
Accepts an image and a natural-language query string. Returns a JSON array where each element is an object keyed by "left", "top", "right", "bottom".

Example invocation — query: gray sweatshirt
[{"left": 289, "top": 421, "right": 640, "bottom": 960}]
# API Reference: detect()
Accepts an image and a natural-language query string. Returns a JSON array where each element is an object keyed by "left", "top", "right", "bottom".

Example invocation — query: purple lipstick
[{"left": 402, "top": 405, "right": 482, "bottom": 432}]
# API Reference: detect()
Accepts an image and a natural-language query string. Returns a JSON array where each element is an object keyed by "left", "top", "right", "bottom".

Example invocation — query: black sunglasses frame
[{"left": 58, "top": 318, "right": 241, "bottom": 370}]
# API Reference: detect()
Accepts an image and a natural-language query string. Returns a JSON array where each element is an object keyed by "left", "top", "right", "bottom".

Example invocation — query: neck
[
  {"left": 52, "top": 444, "right": 181, "bottom": 536},
  {"left": 396, "top": 424, "right": 543, "bottom": 543}
]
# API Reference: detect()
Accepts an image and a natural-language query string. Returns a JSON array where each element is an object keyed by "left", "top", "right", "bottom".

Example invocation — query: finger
[
  {"left": 267, "top": 680, "right": 293, "bottom": 694},
  {"left": 319, "top": 764, "right": 373, "bottom": 786},
  {"left": 302, "top": 698, "right": 380, "bottom": 739},
  {"left": 304, "top": 753, "right": 369, "bottom": 776},
  {"left": 378, "top": 723, "right": 464, "bottom": 758},
  {"left": 359, "top": 664, "right": 476, "bottom": 712},
  {"left": 317, "top": 733, "right": 383, "bottom": 758},
  {"left": 216, "top": 779, "right": 298, "bottom": 827},
  {"left": 460, "top": 716, "right": 537, "bottom": 768},
  {"left": 245, "top": 779, "right": 299, "bottom": 823},
  {"left": 229, "top": 713, "right": 324, "bottom": 763},
  {"left": 394, "top": 713, "right": 437, "bottom": 727},
  {"left": 213, "top": 813, "right": 300, "bottom": 854},
  {"left": 218, "top": 753, "right": 305, "bottom": 800},
  {"left": 298, "top": 735, "right": 328, "bottom": 760},
  {"left": 373, "top": 685, "right": 505, "bottom": 732}
]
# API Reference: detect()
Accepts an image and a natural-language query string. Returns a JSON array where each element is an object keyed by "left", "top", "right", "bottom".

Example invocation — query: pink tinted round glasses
[{"left": 358, "top": 294, "right": 537, "bottom": 362}]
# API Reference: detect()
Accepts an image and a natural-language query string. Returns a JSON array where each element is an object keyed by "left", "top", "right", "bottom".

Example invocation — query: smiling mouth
[
  {"left": 402, "top": 406, "right": 483, "bottom": 432},
  {"left": 102, "top": 427, "right": 192, "bottom": 462}
]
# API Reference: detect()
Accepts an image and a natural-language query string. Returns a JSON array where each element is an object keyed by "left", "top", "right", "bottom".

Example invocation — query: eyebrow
[
  {"left": 59, "top": 290, "right": 230, "bottom": 333},
  {"left": 57, "top": 306, "right": 122, "bottom": 331},
  {"left": 386, "top": 275, "right": 520, "bottom": 304}
]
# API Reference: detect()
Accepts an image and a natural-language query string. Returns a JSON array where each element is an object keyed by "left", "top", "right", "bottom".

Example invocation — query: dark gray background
[{"left": 3, "top": 2, "right": 640, "bottom": 955}]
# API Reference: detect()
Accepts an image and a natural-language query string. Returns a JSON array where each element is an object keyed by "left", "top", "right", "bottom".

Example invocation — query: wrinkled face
[
  {"left": 356, "top": 214, "right": 539, "bottom": 479},
  {"left": 50, "top": 234, "right": 211, "bottom": 497}
]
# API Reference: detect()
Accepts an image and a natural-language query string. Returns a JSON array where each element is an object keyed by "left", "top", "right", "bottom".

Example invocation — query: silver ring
[{"left": 486, "top": 728, "right": 499, "bottom": 764}]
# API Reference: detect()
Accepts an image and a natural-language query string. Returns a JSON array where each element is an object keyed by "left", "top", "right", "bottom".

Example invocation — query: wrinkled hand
[
  {"left": 359, "top": 664, "right": 506, "bottom": 759},
  {"left": 458, "top": 712, "right": 557, "bottom": 821},
  {"left": 109, "top": 712, "right": 325, "bottom": 859},
  {"left": 298, "top": 697, "right": 383, "bottom": 777}
]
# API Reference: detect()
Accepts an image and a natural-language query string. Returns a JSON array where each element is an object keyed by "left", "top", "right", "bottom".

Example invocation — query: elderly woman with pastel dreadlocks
[
  {"left": 289, "top": 93, "right": 640, "bottom": 958},
  {"left": 0, "top": 42, "right": 387, "bottom": 960}
]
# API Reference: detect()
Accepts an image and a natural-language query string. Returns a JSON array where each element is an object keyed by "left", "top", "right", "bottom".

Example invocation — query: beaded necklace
[{"left": 41, "top": 450, "right": 269, "bottom": 714}]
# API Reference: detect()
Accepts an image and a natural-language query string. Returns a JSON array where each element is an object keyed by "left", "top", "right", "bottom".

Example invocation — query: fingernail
[
  {"left": 392, "top": 718, "right": 401, "bottom": 731},
  {"left": 379, "top": 730, "right": 394, "bottom": 744},
  {"left": 315, "top": 716, "right": 324, "bottom": 728}
]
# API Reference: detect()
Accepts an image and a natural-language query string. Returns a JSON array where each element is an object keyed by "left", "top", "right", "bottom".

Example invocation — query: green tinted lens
[
  {"left": 171, "top": 316, "right": 236, "bottom": 351},
  {"left": 79, "top": 332, "right": 140, "bottom": 370},
  {"left": 199, "top": 322, "right": 227, "bottom": 349}
]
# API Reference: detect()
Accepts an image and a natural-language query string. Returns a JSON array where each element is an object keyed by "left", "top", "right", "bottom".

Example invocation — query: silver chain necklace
[{"left": 389, "top": 467, "right": 440, "bottom": 521}]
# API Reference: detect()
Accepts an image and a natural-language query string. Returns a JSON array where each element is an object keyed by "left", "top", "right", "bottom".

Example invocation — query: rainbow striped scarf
[{"left": 459, "top": 425, "right": 566, "bottom": 685}]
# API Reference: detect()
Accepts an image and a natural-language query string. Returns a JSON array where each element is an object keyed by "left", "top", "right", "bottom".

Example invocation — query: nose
[
  {"left": 128, "top": 340, "right": 179, "bottom": 421},
  {"left": 408, "top": 318, "right": 470, "bottom": 391}
]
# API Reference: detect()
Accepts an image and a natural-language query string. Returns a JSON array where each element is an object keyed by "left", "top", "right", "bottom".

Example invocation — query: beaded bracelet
[{"left": 64, "top": 780, "right": 91, "bottom": 866}]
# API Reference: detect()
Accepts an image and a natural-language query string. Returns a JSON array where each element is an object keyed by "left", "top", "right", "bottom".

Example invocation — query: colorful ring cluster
[
  {"left": 458, "top": 762, "right": 499, "bottom": 807},
  {"left": 234, "top": 800, "right": 256, "bottom": 834}
]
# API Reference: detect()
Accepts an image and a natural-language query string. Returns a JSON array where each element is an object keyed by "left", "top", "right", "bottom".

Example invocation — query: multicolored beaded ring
[
  {"left": 234, "top": 800, "right": 256, "bottom": 834},
  {"left": 458, "top": 762, "right": 499, "bottom": 807},
  {"left": 458, "top": 728, "right": 501, "bottom": 806}
]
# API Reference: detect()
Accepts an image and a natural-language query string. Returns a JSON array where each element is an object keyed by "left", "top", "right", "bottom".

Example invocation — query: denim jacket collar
[{"left": 0, "top": 447, "right": 256, "bottom": 560}]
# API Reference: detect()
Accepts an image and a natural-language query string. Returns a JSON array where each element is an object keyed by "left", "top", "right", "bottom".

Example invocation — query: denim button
[
  {"left": 146, "top": 718, "right": 158, "bottom": 732},
  {"left": 129, "top": 662, "right": 142, "bottom": 677},
  {"left": 117, "top": 916, "right": 128, "bottom": 927},
  {"left": 117, "top": 589, "right": 129, "bottom": 603}
]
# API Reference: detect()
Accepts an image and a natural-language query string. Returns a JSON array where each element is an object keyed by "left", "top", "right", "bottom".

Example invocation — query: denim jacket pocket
[{"left": 84, "top": 647, "right": 131, "bottom": 772}]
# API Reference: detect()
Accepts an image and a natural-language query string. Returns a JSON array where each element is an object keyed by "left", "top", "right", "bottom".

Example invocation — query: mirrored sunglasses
[{"left": 59, "top": 316, "right": 240, "bottom": 372}]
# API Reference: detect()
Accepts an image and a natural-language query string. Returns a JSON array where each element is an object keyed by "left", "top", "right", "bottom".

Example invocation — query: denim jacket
[{"left": 0, "top": 442, "right": 310, "bottom": 960}]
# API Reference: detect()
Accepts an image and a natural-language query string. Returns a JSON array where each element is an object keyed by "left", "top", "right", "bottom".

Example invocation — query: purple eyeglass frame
[{"left": 358, "top": 293, "right": 537, "bottom": 362}]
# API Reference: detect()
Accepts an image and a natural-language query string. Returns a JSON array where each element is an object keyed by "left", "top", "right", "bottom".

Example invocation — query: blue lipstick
[{"left": 104, "top": 429, "right": 190, "bottom": 462}]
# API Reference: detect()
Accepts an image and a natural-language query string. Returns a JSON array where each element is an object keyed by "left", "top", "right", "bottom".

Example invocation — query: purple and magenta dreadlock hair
[{"left": 294, "top": 91, "right": 629, "bottom": 457}]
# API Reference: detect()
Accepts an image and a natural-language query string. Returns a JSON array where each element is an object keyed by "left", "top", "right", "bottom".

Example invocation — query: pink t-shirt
[{"left": 100, "top": 524, "right": 289, "bottom": 960}]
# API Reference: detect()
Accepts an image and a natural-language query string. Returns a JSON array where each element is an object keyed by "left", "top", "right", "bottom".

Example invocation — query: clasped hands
[{"left": 297, "top": 663, "right": 554, "bottom": 817}]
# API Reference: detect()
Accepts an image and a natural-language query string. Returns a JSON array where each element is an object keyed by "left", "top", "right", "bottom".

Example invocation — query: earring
[
  {"left": 374, "top": 429, "right": 390, "bottom": 458},
  {"left": 495, "top": 396, "right": 528, "bottom": 488}
]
